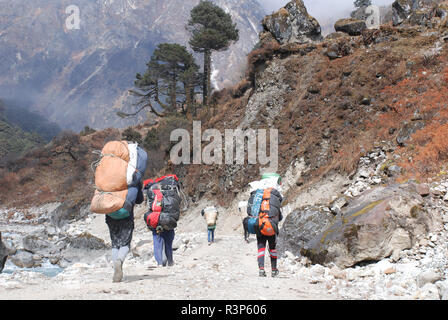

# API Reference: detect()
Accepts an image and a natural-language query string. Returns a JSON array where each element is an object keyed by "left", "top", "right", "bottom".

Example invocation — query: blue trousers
[
  {"left": 152, "top": 229, "right": 175, "bottom": 266},
  {"left": 208, "top": 229, "right": 215, "bottom": 242}
]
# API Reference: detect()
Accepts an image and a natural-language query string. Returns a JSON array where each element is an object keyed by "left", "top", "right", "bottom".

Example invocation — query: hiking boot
[
  {"left": 113, "top": 259, "right": 123, "bottom": 283},
  {"left": 271, "top": 269, "right": 279, "bottom": 278},
  {"left": 259, "top": 269, "right": 267, "bottom": 277}
]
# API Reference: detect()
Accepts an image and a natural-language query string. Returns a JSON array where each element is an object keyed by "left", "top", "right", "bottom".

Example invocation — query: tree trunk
[
  {"left": 169, "top": 74, "right": 177, "bottom": 113},
  {"left": 203, "top": 50, "right": 212, "bottom": 108},
  {"left": 184, "top": 79, "right": 192, "bottom": 116}
]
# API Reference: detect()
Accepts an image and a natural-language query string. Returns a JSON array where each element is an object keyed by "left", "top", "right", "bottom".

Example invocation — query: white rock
[
  {"left": 309, "top": 264, "right": 326, "bottom": 277},
  {"left": 418, "top": 283, "right": 440, "bottom": 300},
  {"left": 417, "top": 270, "right": 443, "bottom": 288},
  {"left": 358, "top": 168, "right": 370, "bottom": 179},
  {"left": 437, "top": 280, "right": 448, "bottom": 300},
  {"left": 395, "top": 261, "right": 420, "bottom": 277},
  {"left": 373, "top": 260, "right": 394, "bottom": 273}
]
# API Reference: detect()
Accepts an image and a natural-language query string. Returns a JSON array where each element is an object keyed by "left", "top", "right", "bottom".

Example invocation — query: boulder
[
  {"left": 278, "top": 206, "right": 335, "bottom": 256},
  {"left": 409, "top": 10, "right": 432, "bottom": 26},
  {"left": 437, "top": 280, "right": 448, "bottom": 300},
  {"left": 417, "top": 270, "right": 443, "bottom": 288},
  {"left": 261, "top": 0, "right": 323, "bottom": 45},
  {"left": 50, "top": 201, "right": 90, "bottom": 229},
  {"left": 301, "top": 183, "right": 434, "bottom": 268},
  {"left": 396, "top": 120, "right": 425, "bottom": 146},
  {"left": 66, "top": 232, "right": 109, "bottom": 251},
  {"left": 415, "top": 183, "right": 430, "bottom": 197},
  {"left": 22, "top": 234, "right": 52, "bottom": 254},
  {"left": 392, "top": 0, "right": 419, "bottom": 25},
  {"left": 0, "top": 232, "right": 8, "bottom": 273},
  {"left": 9, "top": 250, "right": 40, "bottom": 268},
  {"left": 386, "top": 165, "right": 402, "bottom": 177},
  {"left": 392, "top": 0, "right": 441, "bottom": 26},
  {"left": 334, "top": 18, "right": 367, "bottom": 36}
]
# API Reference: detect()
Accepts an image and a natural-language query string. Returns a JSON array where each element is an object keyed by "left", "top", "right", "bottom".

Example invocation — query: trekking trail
[{"left": 1, "top": 204, "right": 337, "bottom": 300}]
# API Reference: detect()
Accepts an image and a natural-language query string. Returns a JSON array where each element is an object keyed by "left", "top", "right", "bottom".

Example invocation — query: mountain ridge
[{"left": 0, "top": 0, "right": 265, "bottom": 132}]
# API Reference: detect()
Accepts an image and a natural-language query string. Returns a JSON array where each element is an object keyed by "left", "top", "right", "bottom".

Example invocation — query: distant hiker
[
  {"left": 246, "top": 173, "right": 283, "bottom": 277},
  {"left": 238, "top": 201, "right": 250, "bottom": 243},
  {"left": 144, "top": 175, "right": 182, "bottom": 267},
  {"left": 201, "top": 206, "right": 219, "bottom": 245},
  {"left": 89, "top": 141, "right": 148, "bottom": 283},
  {"left": 242, "top": 216, "right": 250, "bottom": 243}
]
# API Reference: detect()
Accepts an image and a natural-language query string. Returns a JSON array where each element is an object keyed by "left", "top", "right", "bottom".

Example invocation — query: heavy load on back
[
  {"left": 202, "top": 206, "right": 218, "bottom": 227},
  {"left": 144, "top": 175, "right": 182, "bottom": 232},
  {"left": 245, "top": 174, "right": 283, "bottom": 236},
  {"left": 90, "top": 140, "right": 147, "bottom": 219}
]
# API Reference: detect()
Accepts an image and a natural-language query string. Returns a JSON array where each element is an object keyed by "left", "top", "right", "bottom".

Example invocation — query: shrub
[
  {"left": 80, "top": 126, "right": 96, "bottom": 136},
  {"left": 121, "top": 127, "right": 142, "bottom": 144},
  {"left": 143, "top": 128, "right": 160, "bottom": 151}
]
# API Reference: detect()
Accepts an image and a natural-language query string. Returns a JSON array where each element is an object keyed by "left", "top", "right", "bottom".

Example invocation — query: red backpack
[
  {"left": 144, "top": 175, "right": 181, "bottom": 232},
  {"left": 144, "top": 189, "right": 163, "bottom": 230}
]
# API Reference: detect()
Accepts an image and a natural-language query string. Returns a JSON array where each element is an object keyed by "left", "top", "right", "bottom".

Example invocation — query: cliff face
[{"left": 0, "top": 0, "right": 265, "bottom": 131}]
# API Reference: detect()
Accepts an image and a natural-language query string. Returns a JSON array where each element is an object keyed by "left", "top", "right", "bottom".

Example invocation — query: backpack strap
[
  {"left": 250, "top": 189, "right": 264, "bottom": 217},
  {"left": 155, "top": 174, "right": 179, "bottom": 182}
]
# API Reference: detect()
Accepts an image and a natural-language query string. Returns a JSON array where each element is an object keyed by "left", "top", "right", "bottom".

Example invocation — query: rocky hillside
[
  {"left": 0, "top": 0, "right": 265, "bottom": 132},
  {"left": 2, "top": 0, "right": 448, "bottom": 215}
]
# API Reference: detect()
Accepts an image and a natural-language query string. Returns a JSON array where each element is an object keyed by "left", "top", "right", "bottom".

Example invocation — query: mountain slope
[
  {"left": 0, "top": 0, "right": 265, "bottom": 132},
  {"left": 0, "top": 108, "right": 44, "bottom": 163}
]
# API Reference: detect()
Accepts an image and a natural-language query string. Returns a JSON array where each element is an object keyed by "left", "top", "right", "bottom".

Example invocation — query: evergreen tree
[
  {"left": 187, "top": 0, "right": 239, "bottom": 107},
  {"left": 124, "top": 43, "right": 199, "bottom": 118}
]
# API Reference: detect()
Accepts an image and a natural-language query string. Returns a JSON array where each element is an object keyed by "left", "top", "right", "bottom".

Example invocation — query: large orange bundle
[
  {"left": 90, "top": 189, "right": 128, "bottom": 214},
  {"left": 90, "top": 141, "right": 130, "bottom": 214},
  {"left": 94, "top": 141, "right": 130, "bottom": 192},
  {"left": 90, "top": 140, "right": 147, "bottom": 215}
]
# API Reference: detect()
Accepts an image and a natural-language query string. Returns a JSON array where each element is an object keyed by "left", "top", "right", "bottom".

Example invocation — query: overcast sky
[{"left": 258, "top": 0, "right": 395, "bottom": 14}]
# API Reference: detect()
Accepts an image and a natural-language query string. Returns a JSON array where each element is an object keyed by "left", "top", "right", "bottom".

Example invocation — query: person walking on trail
[
  {"left": 106, "top": 181, "right": 144, "bottom": 283},
  {"left": 143, "top": 175, "right": 181, "bottom": 267},
  {"left": 201, "top": 206, "right": 219, "bottom": 245},
  {"left": 152, "top": 228, "right": 175, "bottom": 267},
  {"left": 247, "top": 173, "right": 283, "bottom": 278}
]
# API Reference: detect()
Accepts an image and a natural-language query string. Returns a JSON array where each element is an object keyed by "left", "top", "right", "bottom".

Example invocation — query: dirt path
[
  {"left": 0, "top": 201, "right": 340, "bottom": 300},
  {"left": 1, "top": 231, "right": 336, "bottom": 300}
]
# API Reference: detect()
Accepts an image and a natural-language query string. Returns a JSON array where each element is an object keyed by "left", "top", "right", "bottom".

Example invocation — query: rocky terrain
[
  {"left": 1, "top": 161, "right": 447, "bottom": 300},
  {"left": 1, "top": 0, "right": 448, "bottom": 300}
]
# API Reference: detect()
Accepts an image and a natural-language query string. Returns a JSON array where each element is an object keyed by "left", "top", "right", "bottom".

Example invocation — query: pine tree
[
  {"left": 125, "top": 43, "right": 199, "bottom": 118},
  {"left": 187, "top": 0, "right": 239, "bottom": 107}
]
